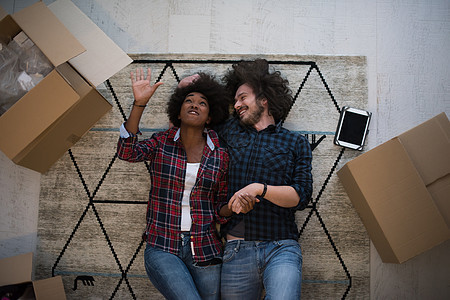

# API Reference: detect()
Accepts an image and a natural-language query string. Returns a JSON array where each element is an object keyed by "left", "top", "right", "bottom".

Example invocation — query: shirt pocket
[
  {"left": 199, "top": 155, "right": 222, "bottom": 190},
  {"left": 261, "top": 145, "right": 291, "bottom": 183},
  {"left": 226, "top": 136, "right": 251, "bottom": 167},
  {"left": 193, "top": 215, "right": 213, "bottom": 226}
]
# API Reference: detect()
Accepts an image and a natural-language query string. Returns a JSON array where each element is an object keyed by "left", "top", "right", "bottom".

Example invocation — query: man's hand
[
  {"left": 178, "top": 74, "right": 200, "bottom": 88},
  {"left": 228, "top": 183, "right": 262, "bottom": 214},
  {"left": 130, "top": 67, "right": 163, "bottom": 104}
]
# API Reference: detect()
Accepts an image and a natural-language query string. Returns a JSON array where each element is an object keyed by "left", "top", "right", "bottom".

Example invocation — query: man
[{"left": 215, "top": 59, "right": 313, "bottom": 299}]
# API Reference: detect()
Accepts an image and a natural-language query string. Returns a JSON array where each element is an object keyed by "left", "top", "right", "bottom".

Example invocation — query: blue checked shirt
[{"left": 215, "top": 117, "right": 313, "bottom": 241}]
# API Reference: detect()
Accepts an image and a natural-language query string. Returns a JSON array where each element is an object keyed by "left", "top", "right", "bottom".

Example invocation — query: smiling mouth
[
  {"left": 237, "top": 107, "right": 247, "bottom": 116},
  {"left": 188, "top": 110, "right": 199, "bottom": 115}
]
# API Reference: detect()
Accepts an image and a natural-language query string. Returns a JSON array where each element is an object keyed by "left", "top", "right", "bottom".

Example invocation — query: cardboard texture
[
  {"left": 0, "top": 253, "right": 66, "bottom": 300},
  {"left": 48, "top": 0, "right": 133, "bottom": 87},
  {"left": 337, "top": 112, "right": 450, "bottom": 263},
  {"left": 11, "top": 1, "right": 85, "bottom": 67},
  {"left": 0, "top": 1, "right": 131, "bottom": 173},
  {"left": 0, "top": 252, "right": 33, "bottom": 287}
]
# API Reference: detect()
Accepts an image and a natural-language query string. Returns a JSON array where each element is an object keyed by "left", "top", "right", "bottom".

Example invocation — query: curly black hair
[
  {"left": 223, "top": 59, "right": 293, "bottom": 123},
  {"left": 167, "top": 73, "right": 230, "bottom": 128}
]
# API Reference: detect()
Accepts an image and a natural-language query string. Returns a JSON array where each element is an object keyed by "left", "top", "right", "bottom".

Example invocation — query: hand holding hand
[
  {"left": 228, "top": 183, "right": 262, "bottom": 214},
  {"left": 130, "top": 67, "right": 163, "bottom": 105}
]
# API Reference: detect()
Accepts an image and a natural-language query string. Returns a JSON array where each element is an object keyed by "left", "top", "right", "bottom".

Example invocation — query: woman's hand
[
  {"left": 130, "top": 67, "right": 163, "bottom": 105},
  {"left": 228, "top": 183, "right": 262, "bottom": 214}
]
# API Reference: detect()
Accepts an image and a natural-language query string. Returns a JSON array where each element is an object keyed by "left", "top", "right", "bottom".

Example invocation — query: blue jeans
[
  {"left": 221, "top": 239, "right": 303, "bottom": 300},
  {"left": 144, "top": 233, "right": 221, "bottom": 300}
]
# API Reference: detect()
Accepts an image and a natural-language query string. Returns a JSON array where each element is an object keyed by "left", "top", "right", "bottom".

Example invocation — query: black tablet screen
[{"left": 338, "top": 111, "right": 368, "bottom": 145}]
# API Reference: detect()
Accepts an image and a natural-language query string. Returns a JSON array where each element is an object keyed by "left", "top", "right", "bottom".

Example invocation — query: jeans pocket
[
  {"left": 274, "top": 239, "right": 303, "bottom": 261},
  {"left": 195, "top": 257, "right": 222, "bottom": 268},
  {"left": 222, "top": 242, "right": 239, "bottom": 263},
  {"left": 275, "top": 239, "right": 300, "bottom": 247}
]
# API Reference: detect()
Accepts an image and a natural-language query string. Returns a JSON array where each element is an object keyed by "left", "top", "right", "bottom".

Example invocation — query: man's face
[{"left": 234, "top": 84, "right": 264, "bottom": 127}]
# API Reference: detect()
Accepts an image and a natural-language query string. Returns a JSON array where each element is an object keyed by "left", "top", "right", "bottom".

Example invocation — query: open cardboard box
[
  {"left": 338, "top": 112, "right": 450, "bottom": 263},
  {"left": 0, "top": 0, "right": 132, "bottom": 173},
  {"left": 0, "top": 253, "right": 66, "bottom": 300}
]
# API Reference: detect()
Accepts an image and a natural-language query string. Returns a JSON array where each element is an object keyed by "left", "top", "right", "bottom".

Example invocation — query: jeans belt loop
[{"left": 234, "top": 240, "right": 241, "bottom": 252}]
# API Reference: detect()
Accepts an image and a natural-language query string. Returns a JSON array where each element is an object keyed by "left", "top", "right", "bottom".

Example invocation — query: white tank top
[{"left": 180, "top": 163, "right": 200, "bottom": 231}]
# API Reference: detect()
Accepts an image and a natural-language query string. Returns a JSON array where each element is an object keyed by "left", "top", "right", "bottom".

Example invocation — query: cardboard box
[
  {"left": 0, "top": 252, "right": 66, "bottom": 300},
  {"left": 337, "top": 112, "right": 450, "bottom": 263},
  {"left": 0, "top": 0, "right": 132, "bottom": 173}
]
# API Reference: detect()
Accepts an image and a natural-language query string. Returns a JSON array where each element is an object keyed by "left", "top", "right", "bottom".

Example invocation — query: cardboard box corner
[
  {"left": 0, "top": 0, "right": 127, "bottom": 173},
  {"left": 337, "top": 112, "right": 450, "bottom": 264},
  {"left": 0, "top": 252, "right": 66, "bottom": 299}
]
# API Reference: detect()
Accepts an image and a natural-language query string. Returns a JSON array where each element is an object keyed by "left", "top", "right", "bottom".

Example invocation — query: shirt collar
[
  {"left": 174, "top": 128, "right": 215, "bottom": 151},
  {"left": 238, "top": 118, "right": 282, "bottom": 133}
]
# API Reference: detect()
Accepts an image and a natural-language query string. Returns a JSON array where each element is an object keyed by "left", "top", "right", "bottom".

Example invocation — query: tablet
[{"left": 334, "top": 106, "right": 371, "bottom": 150}]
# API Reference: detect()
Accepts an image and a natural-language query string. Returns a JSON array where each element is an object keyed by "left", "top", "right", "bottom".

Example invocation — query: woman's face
[{"left": 178, "top": 92, "right": 211, "bottom": 128}]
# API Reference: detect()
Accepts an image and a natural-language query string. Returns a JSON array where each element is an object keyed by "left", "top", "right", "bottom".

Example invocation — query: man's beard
[{"left": 239, "top": 101, "right": 265, "bottom": 127}]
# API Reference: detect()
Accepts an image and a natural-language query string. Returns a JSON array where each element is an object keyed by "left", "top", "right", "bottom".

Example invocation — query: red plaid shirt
[{"left": 117, "top": 126, "right": 229, "bottom": 262}]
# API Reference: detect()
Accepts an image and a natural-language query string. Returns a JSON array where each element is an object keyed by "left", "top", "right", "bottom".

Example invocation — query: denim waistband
[{"left": 226, "top": 239, "right": 298, "bottom": 249}]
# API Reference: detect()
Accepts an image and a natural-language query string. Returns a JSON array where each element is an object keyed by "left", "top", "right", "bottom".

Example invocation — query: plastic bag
[
  {"left": 18, "top": 44, "right": 53, "bottom": 77},
  {"left": 0, "top": 32, "right": 54, "bottom": 116},
  {"left": 0, "top": 42, "right": 25, "bottom": 115}
]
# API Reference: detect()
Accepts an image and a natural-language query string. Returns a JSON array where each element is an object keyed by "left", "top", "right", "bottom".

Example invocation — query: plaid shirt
[
  {"left": 117, "top": 126, "right": 229, "bottom": 262},
  {"left": 215, "top": 117, "right": 313, "bottom": 241}
]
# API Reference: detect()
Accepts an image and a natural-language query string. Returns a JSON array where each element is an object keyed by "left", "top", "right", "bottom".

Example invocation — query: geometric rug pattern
[{"left": 37, "top": 54, "right": 369, "bottom": 299}]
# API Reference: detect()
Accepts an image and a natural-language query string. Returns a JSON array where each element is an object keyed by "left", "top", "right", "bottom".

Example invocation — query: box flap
[
  {"left": 338, "top": 163, "right": 399, "bottom": 262},
  {"left": 14, "top": 76, "right": 111, "bottom": 173},
  {"left": 33, "top": 276, "right": 66, "bottom": 300},
  {"left": 11, "top": 1, "right": 85, "bottom": 67},
  {"left": 338, "top": 138, "right": 450, "bottom": 263},
  {"left": 56, "top": 62, "right": 92, "bottom": 97},
  {"left": 398, "top": 112, "right": 450, "bottom": 186},
  {"left": 48, "top": 0, "right": 132, "bottom": 87},
  {"left": 428, "top": 174, "right": 450, "bottom": 228},
  {"left": 0, "top": 252, "right": 32, "bottom": 286},
  {"left": 16, "top": 90, "right": 112, "bottom": 173},
  {"left": 0, "top": 70, "right": 80, "bottom": 161}
]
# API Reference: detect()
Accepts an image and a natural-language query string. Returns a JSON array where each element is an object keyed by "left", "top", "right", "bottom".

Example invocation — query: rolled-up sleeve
[
  {"left": 117, "top": 123, "right": 156, "bottom": 163},
  {"left": 291, "top": 135, "right": 313, "bottom": 210}
]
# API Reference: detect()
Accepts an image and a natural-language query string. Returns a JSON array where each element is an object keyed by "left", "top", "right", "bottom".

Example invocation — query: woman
[{"left": 117, "top": 68, "right": 232, "bottom": 299}]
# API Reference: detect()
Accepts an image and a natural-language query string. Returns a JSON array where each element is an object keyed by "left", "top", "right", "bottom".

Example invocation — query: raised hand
[{"left": 130, "top": 67, "right": 163, "bottom": 105}]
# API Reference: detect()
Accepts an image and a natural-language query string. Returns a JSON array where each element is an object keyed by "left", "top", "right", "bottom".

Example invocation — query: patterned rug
[{"left": 37, "top": 53, "right": 369, "bottom": 299}]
